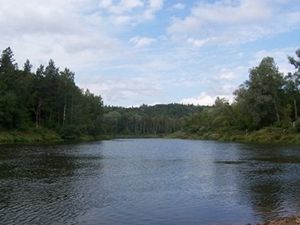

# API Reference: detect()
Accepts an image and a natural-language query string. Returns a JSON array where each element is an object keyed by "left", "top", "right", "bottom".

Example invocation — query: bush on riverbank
[
  {"left": 176, "top": 127, "right": 300, "bottom": 144},
  {"left": 0, "top": 127, "right": 114, "bottom": 145},
  {"left": 0, "top": 128, "right": 62, "bottom": 144}
]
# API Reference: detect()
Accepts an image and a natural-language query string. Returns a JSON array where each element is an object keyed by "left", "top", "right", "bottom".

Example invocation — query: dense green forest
[
  {"left": 0, "top": 47, "right": 202, "bottom": 142},
  {"left": 0, "top": 47, "right": 300, "bottom": 144},
  {"left": 103, "top": 104, "right": 203, "bottom": 135},
  {"left": 183, "top": 48, "right": 300, "bottom": 143},
  {"left": 0, "top": 47, "right": 103, "bottom": 141}
]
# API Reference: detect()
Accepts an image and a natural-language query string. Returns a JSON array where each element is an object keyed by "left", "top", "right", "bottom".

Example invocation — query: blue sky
[{"left": 0, "top": 0, "right": 299, "bottom": 106}]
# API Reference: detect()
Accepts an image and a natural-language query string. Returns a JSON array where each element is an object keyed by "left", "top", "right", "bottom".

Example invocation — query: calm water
[{"left": 1, "top": 139, "right": 300, "bottom": 225}]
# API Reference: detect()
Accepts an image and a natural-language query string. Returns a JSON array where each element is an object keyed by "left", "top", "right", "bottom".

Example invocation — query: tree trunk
[
  {"left": 273, "top": 99, "right": 280, "bottom": 123},
  {"left": 294, "top": 98, "right": 298, "bottom": 120},
  {"left": 35, "top": 98, "right": 42, "bottom": 128},
  {"left": 35, "top": 110, "right": 39, "bottom": 128},
  {"left": 70, "top": 95, "right": 73, "bottom": 122},
  {"left": 63, "top": 101, "right": 66, "bottom": 126}
]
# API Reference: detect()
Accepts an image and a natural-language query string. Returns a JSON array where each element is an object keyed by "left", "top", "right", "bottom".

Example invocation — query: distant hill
[
  {"left": 104, "top": 103, "right": 205, "bottom": 118},
  {"left": 102, "top": 104, "right": 207, "bottom": 135}
]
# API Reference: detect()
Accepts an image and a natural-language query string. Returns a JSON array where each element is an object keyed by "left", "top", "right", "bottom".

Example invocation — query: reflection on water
[
  {"left": 0, "top": 140, "right": 300, "bottom": 225},
  {"left": 0, "top": 144, "right": 104, "bottom": 224}
]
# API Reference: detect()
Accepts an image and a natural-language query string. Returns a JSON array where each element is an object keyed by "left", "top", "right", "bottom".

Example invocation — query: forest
[
  {"left": 103, "top": 104, "right": 203, "bottom": 136},
  {"left": 0, "top": 47, "right": 103, "bottom": 141},
  {"left": 184, "top": 48, "right": 300, "bottom": 143},
  {"left": 0, "top": 47, "right": 202, "bottom": 142},
  {"left": 0, "top": 47, "right": 299, "bottom": 143}
]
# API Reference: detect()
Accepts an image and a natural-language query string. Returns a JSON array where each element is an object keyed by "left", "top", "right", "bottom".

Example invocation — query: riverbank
[
  {"left": 250, "top": 216, "right": 300, "bottom": 225},
  {"left": 0, "top": 129, "right": 111, "bottom": 145},
  {"left": 169, "top": 127, "right": 300, "bottom": 144},
  {"left": 0, "top": 131, "right": 166, "bottom": 145},
  {"left": 1, "top": 127, "right": 300, "bottom": 145}
]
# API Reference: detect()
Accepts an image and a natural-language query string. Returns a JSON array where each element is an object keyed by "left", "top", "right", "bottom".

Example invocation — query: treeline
[
  {"left": 2, "top": 46, "right": 300, "bottom": 143},
  {"left": 0, "top": 47, "right": 202, "bottom": 141},
  {"left": 184, "top": 49, "right": 300, "bottom": 136},
  {"left": 103, "top": 104, "right": 203, "bottom": 135},
  {"left": 0, "top": 47, "right": 103, "bottom": 139}
]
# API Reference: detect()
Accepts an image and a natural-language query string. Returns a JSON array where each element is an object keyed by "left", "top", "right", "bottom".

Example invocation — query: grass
[
  {"left": 173, "top": 127, "right": 300, "bottom": 144},
  {"left": 1, "top": 127, "right": 299, "bottom": 145},
  {"left": 0, "top": 128, "right": 62, "bottom": 145},
  {"left": 0, "top": 128, "right": 115, "bottom": 145}
]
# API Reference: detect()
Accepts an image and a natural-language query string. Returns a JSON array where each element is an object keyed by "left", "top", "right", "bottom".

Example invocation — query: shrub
[
  {"left": 59, "top": 125, "right": 83, "bottom": 140},
  {"left": 295, "top": 119, "right": 300, "bottom": 132}
]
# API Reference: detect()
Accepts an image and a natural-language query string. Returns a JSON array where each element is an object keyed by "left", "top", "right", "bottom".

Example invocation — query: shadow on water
[
  {"left": 1, "top": 140, "right": 300, "bottom": 225},
  {"left": 0, "top": 143, "right": 104, "bottom": 224},
  {"left": 232, "top": 144, "right": 300, "bottom": 223}
]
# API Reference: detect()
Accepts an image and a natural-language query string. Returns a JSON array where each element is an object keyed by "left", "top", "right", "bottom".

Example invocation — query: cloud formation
[
  {"left": 181, "top": 92, "right": 234, "bottom": 106},
  {"left": 98, "top": 0, "right": 164, "bottom": 24},
  {"left": 0, "top": 0, "right": 299, "bottom": 106},
  {"left": 129, "top": 36, "right": 156, "bottom": 48},
  {"left": 168, "top": 0, "right": 300, "bottom": 46},
  {"left": 171, "top": 3, "right": 185, "bottom": 10}
]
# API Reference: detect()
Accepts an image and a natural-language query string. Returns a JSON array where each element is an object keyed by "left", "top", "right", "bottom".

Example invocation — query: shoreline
[
  {"left": 169, "top": 128, "right": 300, "bottom": 145},
  {"left": 251, "top": 216, "right": 300, "bottom": 225},
  {"left": 1, "top": 127, "right": 300, "bottom": 145},
  {"left": 0, "top": 129, "right": 112, "bottom": 146},
  {"left": 1, "top": 131, "right": 300, "bottom": 225}
]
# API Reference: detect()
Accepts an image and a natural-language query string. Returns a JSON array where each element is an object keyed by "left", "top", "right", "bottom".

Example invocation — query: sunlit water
[{"left": 1, "top": 139, "right": 300, "bottom": 225}]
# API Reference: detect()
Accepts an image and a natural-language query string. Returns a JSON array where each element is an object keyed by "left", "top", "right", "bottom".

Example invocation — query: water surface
[{"left": 1, "top": 139, "right": 300, "bottom": 225}]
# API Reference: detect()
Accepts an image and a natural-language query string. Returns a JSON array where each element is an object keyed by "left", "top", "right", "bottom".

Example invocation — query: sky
[{"left": 0, "top": 0, "right": 299, "bottom": 106}]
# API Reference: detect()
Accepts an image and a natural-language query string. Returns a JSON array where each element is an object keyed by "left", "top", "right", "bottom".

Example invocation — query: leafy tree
[
  {"left": 285, "top": 49, "right": 300, "bottom": 121},
  {"left": 23, "top": 59, "right": 32, "bottom": 74},
  {"left": 0, "top": 47, "right": 104, "bottom": 137},
  {"left": 212, "top": 97, "right": 234, "bottom": 129},
  {"left": 0, "top": 47, "right": 27, "bottom": 129},
  {"left": 0, "top": 47, "right": 17, "bottom": 74},
  {"left": 234, "top": 57, "right": 284, "bottom": 129}
]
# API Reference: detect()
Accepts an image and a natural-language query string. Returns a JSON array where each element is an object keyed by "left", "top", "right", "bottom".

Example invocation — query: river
[{"left": 1, "top": 139, "right": 300, "bottom": 225}]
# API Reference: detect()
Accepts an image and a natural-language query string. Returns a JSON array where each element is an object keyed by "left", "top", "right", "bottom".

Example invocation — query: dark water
[{"left": 1, "top": 139, "right": 300, "bottom": 225}]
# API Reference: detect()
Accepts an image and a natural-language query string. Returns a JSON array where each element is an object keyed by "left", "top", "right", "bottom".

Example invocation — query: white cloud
[
  {"left": 191, "top": 0, "right": 273, "bottom": 25},
  {"left": 0, "top": 0, "right": 86, "bottom": 36},
  {"left": 141, "top": 0, "right": 164, "bottom": 20},
  {"left": 129, "top": 36, "right": 156, "bottom": 48},
  {"left": 98, "top": 0, "right": 164, "bottom": 24},
  {"left": 172, "top": 3, "right": 185, "bottom": 10},
  {"left": 149, "top": 0, "right": 163, "bottom": 9},
  {"left": 81, "top": 75, "right": 164, "bottom": 106},
  {"left": 99, "top": 0, "right": 112, "bottom": 8},
  {"left": 180, "top": 92, "right": 234, "bottom": 106},
  {"left": 0, "top": 0, "right": 298, "bottom": 107},
  {"left": 252, "top": 48, "right": 297, "bottom": 74},
  {"left": 186, "top": 37, "right": 216, "bottom": 47},
  {"left": 99, "top": 0, "right": 144, "bottom": 14},
  {"left": 111, "top": 15, "right": 132, "bottom": 25},
  {"left": 167, "top": 0, "right": 300, "bottom": 46},
  {"left": 0, "top": 0, "right": 126, "bottom": 70},
  {"left": 219, "top": 70, "right": 236, "bottom": 81}
]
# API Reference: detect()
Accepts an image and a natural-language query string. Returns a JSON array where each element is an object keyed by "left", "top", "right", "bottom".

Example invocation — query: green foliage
[
  {"left": 103, "top": 104, "right": 202, "bottom": 135},
  {"left": 184, "top": 48, "right": 300, "bottom": 142},
  {"left": 0, "top": 129, "right": 62, "bottom": 144},
  {"left": 1, "top": 46, "right": 300, "bottom": 144},
  {"left": 59, "top": 125, "right": 83, "bottom": 140},
  {"left": 285, "top": 49, "right": 300, "bottom": 121},
  {"left": 184, "top": 98, "right": 236, "bottom": 134},
  {"left": 0, "top": 47, "right": 103, "bottom": 140},
  {"left": 295, "top": 118, "right": 300, "bottom": 132},
  {"left": 234, "top": 57, "right": 284, "bottom": 129}
]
